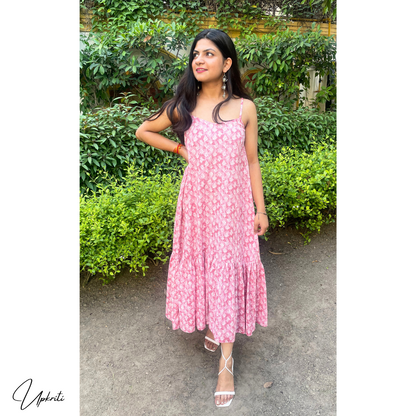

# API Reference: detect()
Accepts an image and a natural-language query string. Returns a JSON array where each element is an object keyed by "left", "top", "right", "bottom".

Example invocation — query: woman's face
[{"left": 191, "top": 38, "right": 231, "bottom": 81}]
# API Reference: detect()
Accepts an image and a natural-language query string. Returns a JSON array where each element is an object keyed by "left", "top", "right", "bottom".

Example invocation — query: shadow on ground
[{"left": 80, "top": 221, "right": 336, "bottom": 415}]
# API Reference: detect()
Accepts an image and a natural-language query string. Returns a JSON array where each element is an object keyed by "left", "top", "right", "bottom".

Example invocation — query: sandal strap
[
  {"left": 218, "top": 345, "right": 234, "bottom": 376},
  {"left": 214, "top": 391, "right": 235, "bottom": 396},
  {"left": 205, "top": 336, "right": 219, "bottom": 346}
]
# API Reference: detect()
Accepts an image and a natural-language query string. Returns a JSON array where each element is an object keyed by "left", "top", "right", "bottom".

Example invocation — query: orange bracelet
[{"left": 174, "top": 144, "right": 183, "bottom": 154}]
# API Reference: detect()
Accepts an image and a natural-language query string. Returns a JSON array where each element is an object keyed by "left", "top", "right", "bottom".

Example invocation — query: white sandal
[
  {"left": 204, "top": 335, "right": 219, "bottom": 352},
  {"left": 214, "top": 345, "right": 235, "bottom": 408}
]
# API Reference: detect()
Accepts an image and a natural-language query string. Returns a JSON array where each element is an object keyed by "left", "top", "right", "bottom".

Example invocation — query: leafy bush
[
  {"left": 80, "top": 166, "right": 181, "bottom": 284},
  {"left": 235, "top": 25, "right": 336, "bottom": 107},
  {"left": 260, "top": 140, "right": 336, "bottom": 242},
  {"left": 80, "top": 18, "right": 190, "bottom": 112},
  {"left": 80, "top": 95, "right": 186, "bottom": 193},
  {"left": 85, "top": 1, "right": 276, "bottom": 47},
  {"left": 256, "top": 97, "right": 336, "bottom": 154}
]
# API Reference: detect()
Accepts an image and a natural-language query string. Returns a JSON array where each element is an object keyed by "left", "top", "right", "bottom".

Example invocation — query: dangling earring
[
  {"left": 222, "top": 72, "right": 228, "bottom": 98},
  {"left": 197, "top": 82, "right": 200, "bottom": 96}
]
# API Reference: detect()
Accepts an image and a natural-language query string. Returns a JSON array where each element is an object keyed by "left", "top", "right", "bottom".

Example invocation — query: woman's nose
[{"left": 195, "top": 55, "right": 204, "bottom": 65}]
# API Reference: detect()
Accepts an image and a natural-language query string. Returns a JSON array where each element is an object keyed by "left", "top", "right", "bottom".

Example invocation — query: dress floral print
[{"left": 165, "top": 98, "right": 268, "bottom": 343}]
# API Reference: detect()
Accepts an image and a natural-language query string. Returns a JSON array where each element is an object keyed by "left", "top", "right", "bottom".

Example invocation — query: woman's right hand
[{"left": 179, "top": 146, "right": 189, "bottom": 163}]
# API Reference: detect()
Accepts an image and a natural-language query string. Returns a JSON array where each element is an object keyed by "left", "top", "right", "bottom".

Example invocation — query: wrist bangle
[
  {"left": 174, "top": 144, "right": 182, "bottom": 154},
  {"left": 257, "top": 211, "right": 267, "bottom": 216}
]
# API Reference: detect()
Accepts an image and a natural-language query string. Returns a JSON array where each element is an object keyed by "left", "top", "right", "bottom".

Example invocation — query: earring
[
  {"left": 197, "top": 82, "right": 200, "bottom": 96},
  {"left": 222, "top": 72, "right": 228, "bottom": 98}
]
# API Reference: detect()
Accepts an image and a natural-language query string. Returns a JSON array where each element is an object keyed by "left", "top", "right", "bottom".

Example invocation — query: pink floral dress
[{"left": 165, "top": 97, "right": 268, "bottom": 343}]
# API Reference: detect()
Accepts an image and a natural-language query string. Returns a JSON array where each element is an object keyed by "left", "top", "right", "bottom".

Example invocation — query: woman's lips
[{"left": 196, "top": 69, "right": 206, "bottom": 73}]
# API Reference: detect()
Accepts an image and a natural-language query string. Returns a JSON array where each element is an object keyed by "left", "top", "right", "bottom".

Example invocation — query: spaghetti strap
[{"left": 239, "top": 97, "right": 244, "bottom": 118}]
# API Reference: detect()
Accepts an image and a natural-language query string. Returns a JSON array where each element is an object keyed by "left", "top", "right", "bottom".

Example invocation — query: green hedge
[
  {"left": 80, "top": 166, "right": 180, "bottom": 283},
  {"left": 80, "top": 98, "right": 336, "bottom": 194},
  {"left": 255, "top": 97, "right": 336, "bottom": 154},
  {"left": 80, "top": 97, "right": 186, "bottom": 194},
  {"left": 261, "top": 140, "right": 336, "bottom": 242},
  {"left": 80, "top": 142, "right": 336, "bottom": 284}
]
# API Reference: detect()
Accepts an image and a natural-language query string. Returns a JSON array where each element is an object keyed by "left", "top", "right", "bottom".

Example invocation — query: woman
[{"left": 136, "top": 28, "right": 268, "bottom": 408}]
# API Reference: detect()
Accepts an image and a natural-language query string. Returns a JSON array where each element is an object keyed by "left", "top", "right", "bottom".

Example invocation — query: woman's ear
[{"left": 223, "top": 57, "right": 232, "bottom": 73}]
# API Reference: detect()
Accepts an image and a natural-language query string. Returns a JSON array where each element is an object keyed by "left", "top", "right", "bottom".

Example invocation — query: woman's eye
[{"left": 193, "top": 52, "right": 213, "bottom": 58}]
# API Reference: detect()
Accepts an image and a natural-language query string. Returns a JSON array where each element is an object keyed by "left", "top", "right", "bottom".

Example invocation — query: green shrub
[
  {"left": 80, "top": 166, "right": 181, "bottom": 284},
  {"left": 80, "top": 19, "right": 190, "bottom": 112},
  {"left": 260, "top": 140, "right": 336, "bottom": 243},
  {"left": 80, "top": 96, "right": 186, "bottom": 194},
  {"left": 235, "top": 26, "right": 336, "bottom": 107},
  {"left": 256, "top": 97, "right": 336, "bottom": 154}
]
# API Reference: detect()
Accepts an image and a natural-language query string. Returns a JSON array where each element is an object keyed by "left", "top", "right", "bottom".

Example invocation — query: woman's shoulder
[
  {"left": 231, "top": 95, "right": 255, "bottom": 108},
  {"left": 240, "top": 97, "right": 256, "bottom": 115},
  {"left": 234, "top": 95, "right": 255, "bottom": 107}
]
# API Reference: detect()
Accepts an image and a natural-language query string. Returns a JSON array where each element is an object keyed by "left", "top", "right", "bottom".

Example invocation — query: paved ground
[{"left": 80, "top": 221, "right": 336, "bottom": 415}]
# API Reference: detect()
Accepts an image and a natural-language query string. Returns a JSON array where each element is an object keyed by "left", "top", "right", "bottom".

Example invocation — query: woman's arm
[
  {"left": 244, "top": 99, "right": 268, "bottom": 236},
  {"left": 135, "top": 107, "right": 188, "bottom": 162}
]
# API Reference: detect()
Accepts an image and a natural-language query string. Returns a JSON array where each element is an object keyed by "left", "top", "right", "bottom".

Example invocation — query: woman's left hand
[{"left": 254, "top": 213, "right": 269, "bottom": 236}]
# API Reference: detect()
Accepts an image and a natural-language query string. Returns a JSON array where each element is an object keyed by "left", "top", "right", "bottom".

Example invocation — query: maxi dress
[{"left": 165, "top": 97, "right": 268, "bottom": 343}]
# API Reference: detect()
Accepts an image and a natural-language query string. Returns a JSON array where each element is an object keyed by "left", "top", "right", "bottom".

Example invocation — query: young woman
[{"left": 136, "top": 28, "right": 268, "bottom": 408}]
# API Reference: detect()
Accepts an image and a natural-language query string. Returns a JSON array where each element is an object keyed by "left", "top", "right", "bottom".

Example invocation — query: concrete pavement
[{"left": 80, "top": 221, "right": 336, "bottom": 415}]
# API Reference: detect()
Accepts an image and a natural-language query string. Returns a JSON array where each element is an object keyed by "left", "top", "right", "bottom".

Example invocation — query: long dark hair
[{"left": 144, "top": 28, "right": 253, "bottom": 145}]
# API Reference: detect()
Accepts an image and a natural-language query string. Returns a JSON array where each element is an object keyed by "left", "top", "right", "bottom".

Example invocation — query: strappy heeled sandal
[
  {"left": 214, "top": 345, "right": 235, "bottom": 408},
  {"left": 204, "top": 335, "right": 219, "bottom": 352}
]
